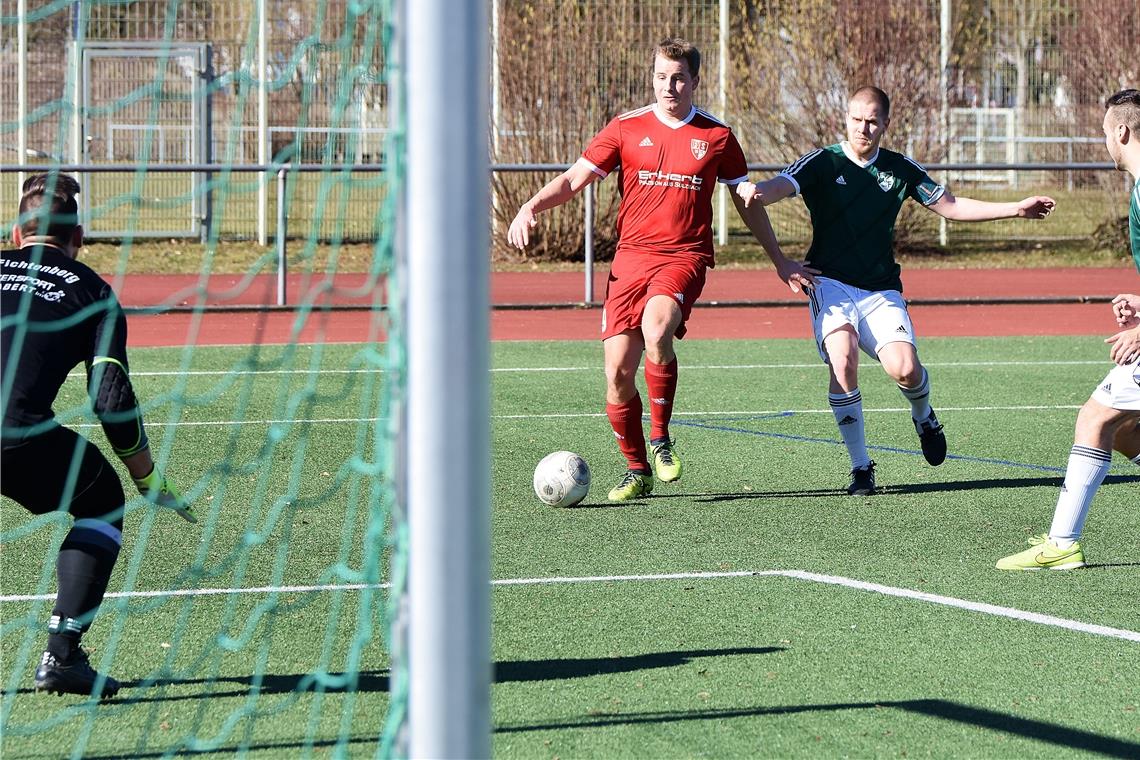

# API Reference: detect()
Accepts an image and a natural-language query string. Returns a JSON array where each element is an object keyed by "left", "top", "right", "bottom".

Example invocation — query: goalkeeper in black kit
[{"left": 1, "top": 174, "right": 194, "bottom": 699}]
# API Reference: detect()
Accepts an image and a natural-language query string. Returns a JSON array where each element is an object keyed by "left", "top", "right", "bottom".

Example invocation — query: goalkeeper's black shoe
[{"left": 35, "top": 648, "right": 120, "bottom": 699}]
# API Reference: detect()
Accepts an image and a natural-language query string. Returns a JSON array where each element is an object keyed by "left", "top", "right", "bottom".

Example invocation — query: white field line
[
  {"left": 491, "top": 404, "right": 1083, "bottom": 420},
  {"left": 70, "top": 359, "right": 1111, "bottom": 379},
  {"left": 2, "top": 569, "right": 1136, "bottom": 643},
  {"left": 61, "top": 403, "right": 1083, "bottom": 430}
]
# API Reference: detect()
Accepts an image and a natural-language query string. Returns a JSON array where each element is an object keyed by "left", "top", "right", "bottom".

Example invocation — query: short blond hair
[
  {"left": 652, "top": 37, "right": 700, "bottom": 78},
  {"left": 850, "top": 86, "right": 890, "bottom": 118}
]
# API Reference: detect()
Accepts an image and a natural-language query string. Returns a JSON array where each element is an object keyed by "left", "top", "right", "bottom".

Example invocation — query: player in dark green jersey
[
  {"left": 738, "top": 86, "right": 1055, "bottom": 495},
  {"left": 998, "top": 88, "right": 1140, "bottom": 570}
]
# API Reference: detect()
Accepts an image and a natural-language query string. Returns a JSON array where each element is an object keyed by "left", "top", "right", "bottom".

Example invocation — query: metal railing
[{"left": 1, "top": 160, "right": 1120, "bottom": 308}]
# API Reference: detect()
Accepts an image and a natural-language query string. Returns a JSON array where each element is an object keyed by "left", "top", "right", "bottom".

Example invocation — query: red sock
[
  {"left": 644, "top": 357, "right": 678, "bottom": 442},
  {"left": 606, "top": 393, "right": 649, "bottom": 472}
]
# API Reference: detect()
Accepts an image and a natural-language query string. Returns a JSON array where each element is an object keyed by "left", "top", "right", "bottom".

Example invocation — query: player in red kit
[{"left": 508, "top": 37, "right": 816, "bottom": 501}]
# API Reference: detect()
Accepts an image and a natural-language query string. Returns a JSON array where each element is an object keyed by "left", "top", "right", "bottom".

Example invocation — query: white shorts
[
  {"left": 1090, "top": 358, "right": 1140, "bottom": 410},
  {"left": 806, "top": 277, "right": 916, "bottom": 363}
]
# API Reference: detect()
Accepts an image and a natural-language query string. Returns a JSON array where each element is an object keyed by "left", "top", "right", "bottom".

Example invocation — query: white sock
[
  {"left": 830, "top": 389, "right": 870, "bottom": 469},
  {"left": 1048, "top": 445, "right": 1112, "bottom": 545},
  {"left": 898, "top": 367, "right": 933, "bottom": 423},
  {"left": 1131, "top": 452, "right": 1140, "bottom": 467}
]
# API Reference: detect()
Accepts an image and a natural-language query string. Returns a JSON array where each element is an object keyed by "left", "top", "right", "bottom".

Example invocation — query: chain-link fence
[{"left": 4, "top": 0, "right": 1137, "bottom": 251}]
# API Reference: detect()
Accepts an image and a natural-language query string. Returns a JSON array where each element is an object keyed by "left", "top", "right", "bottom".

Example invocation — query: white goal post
[{"left": 405, "top": 0, "right": 492, "bottom": 757}]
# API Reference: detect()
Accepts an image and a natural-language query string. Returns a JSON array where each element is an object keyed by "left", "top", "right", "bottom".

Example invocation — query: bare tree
[
  {"left": 1058, "top": 0, "right": 1140, "bottom": 242},
  {"left": 728, "top": 0, "right": 944, "bottom": 246},
  {"left": 491, "top": 0, "right": 720, "bottom": 262}
]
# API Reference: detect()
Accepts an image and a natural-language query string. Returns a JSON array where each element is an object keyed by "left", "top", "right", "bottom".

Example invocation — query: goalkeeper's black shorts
[{"left": 1, "top": 425, "right": 126, "bottom": 522}]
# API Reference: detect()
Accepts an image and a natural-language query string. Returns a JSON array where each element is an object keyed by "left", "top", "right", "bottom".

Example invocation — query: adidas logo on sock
[
  {"left": 639, "top": 136, "right": 654, "bottom": 147},
  {"left": 651, "top": 397, "right": 668, "bottom": 405},
  {"left": 835, "top": 176, "right": 847, "bottom": 185},
  {"left": 838, "top": 415, "right": 858, "bottom": 425}
]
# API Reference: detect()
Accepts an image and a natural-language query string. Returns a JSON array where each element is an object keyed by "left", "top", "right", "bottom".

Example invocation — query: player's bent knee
[
  {"left": 1110, "top": 413, "right": 1140, "bottom": 459},
  {"left": 827, "top": 353, "right": 859, "bottom": 384}
]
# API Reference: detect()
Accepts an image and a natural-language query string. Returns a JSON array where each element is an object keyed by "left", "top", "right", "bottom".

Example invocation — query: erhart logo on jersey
[
  {"left": 637, "top": 169, "right": 703, "bottom": 191},
  {"left": 690, "top": 139, "right": 709, "bottom": 160}
]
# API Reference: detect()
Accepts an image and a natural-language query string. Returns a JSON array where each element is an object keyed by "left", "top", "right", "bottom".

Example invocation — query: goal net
[{"left": 0, "top": 0, "right": 465, "bottom": 755}]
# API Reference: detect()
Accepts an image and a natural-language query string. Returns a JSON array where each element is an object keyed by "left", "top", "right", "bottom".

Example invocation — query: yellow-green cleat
[
  {"left": 996, "top": 533, "right": 1086, "bottom": 571},
  {"left": 650, "top": 439, "right": 682, "bottom": 483},
  {"left": 607, "top": 470, "right": 653, "bottom": 502}
]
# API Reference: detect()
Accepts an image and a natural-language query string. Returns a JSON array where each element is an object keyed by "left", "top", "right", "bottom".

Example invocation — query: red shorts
[{"left": 600, "top": 249, "right": 708, "bottom": 341}]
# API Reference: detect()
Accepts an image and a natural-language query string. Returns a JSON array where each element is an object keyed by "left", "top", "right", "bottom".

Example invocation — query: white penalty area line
[
  {"left": 3, "top": 569, "right": 1136, "bottom": 644},
  {"left": 492, "top": 404, "right": 1082, "bottom": 420}
]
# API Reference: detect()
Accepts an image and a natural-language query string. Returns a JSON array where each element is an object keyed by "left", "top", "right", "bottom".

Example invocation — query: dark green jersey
[
  {"left": 1130, "top": 175, "right": 1139, "bottom": 274},
  {"left": 780, "top": 143, "right": 944, "bottom": 292}
]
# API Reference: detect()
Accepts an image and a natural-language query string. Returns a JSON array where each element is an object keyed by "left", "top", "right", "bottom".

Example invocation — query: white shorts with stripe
[
  {"left": 1090, "top": 358, "right": 1140, "bottom": 411},
  {"left": 806, "top": 277, "right": 916, "bottom": 363}
]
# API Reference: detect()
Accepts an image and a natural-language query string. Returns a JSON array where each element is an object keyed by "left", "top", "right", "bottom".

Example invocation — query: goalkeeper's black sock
[
  {"left": 46, "top": 616, "right": 83, "bottom": 661},
  {"left": 49, "top": 520, "right": 122, "bottom": 660}
]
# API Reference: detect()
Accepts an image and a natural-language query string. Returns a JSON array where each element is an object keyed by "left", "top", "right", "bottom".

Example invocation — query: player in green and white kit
[
  {"left": 997, "top": 88, "right": 1140, "bottom": 570},
  {"left": 738, "top": 86, "right": 1055, "bottom": 495}
]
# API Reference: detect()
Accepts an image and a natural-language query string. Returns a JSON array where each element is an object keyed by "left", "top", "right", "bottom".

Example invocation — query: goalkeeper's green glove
[{"left": 133, "top": 467, "right": 196, "bottom": 523}]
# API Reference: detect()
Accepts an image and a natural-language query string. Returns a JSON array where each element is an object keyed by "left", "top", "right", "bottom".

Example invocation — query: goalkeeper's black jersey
[{"left": 1, "top": 246, "right": 130, "bottom": 444}]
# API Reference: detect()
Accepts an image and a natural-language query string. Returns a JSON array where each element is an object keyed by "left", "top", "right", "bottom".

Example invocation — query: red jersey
[{"left": 582, "top": 104, "right": 748, "bottom": 264}]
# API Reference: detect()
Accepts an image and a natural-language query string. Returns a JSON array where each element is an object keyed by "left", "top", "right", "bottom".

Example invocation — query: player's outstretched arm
[
  {"left": 507, "top": 159, "right": 600, "bottom": 249},
  {"left": 731, "top": 191, "right": 819, "bottom": 294},
  {"left": 88, "top": 356, "right": 196, "bottom": 522},
  {"left": 735, "top": 175, "right": 797, "bottom": 208},
  {"left": 928, "top": 191, "right": 1056, "bottom": 222}
]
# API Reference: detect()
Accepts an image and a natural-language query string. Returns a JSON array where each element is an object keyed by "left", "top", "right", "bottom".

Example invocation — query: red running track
[{"left": 114, "top": 266, "right": 1135, "bottom": 347}]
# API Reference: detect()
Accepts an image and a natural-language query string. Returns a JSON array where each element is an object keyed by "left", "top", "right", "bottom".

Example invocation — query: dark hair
[
  {"left": 653, "top": 37, "right": 701, "bottom": 78},
  {"left": 1105, "top": 89, "right": 1140, "bottom": 133},
  {"left": 18, "top": 173, "right": 81, "bottom": 243},
  {"left": 850, "top": 85, "right": 891, "bottom": 118}
]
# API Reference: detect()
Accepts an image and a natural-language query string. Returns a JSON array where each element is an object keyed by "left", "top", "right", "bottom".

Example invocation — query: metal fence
[
  {"left": 1, "top": 160, "right": 1126, "bottom": 309},
  {"left": 3, "top": 0, "right": 1137, "bottom": 245}
]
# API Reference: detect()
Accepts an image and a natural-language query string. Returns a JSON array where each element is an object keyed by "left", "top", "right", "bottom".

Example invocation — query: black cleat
[
  {"left": 847, "top": 461, "right": 876, "bottom": 496},
  {"left": 915, "top": 412, "right": 947, "bottom": 466},
  {"left": 34, "top": 649, "right": 120, "bottom": 699}
]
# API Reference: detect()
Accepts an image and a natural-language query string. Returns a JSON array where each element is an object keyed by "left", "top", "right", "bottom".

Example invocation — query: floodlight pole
[
  {"left": 406, "top": 0, "right": 492, "bottom": 757},
  {"left": 939, "top": 0, "right": 950, "bottom": 247},
  {"left": 69, "top": 1, "right": 83, "bottom": 175},
  {"left": 257, "top": 0, "right": 268, "bottom": 246},
  {"left": 18, "top": 0, "right": 27, "bottom": 188},
  {"left": 716, "top": 0, "right": 728, "bottom": 246}
]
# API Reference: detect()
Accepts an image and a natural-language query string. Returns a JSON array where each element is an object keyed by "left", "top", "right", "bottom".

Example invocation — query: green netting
[{"left": 1, "top": 1, "right": 406, "bottom": 756}]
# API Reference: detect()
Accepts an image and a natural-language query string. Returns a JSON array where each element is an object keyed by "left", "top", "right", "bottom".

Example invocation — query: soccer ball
[{"left": 533, "top": 451, "right": 591, "bottom": 507}]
